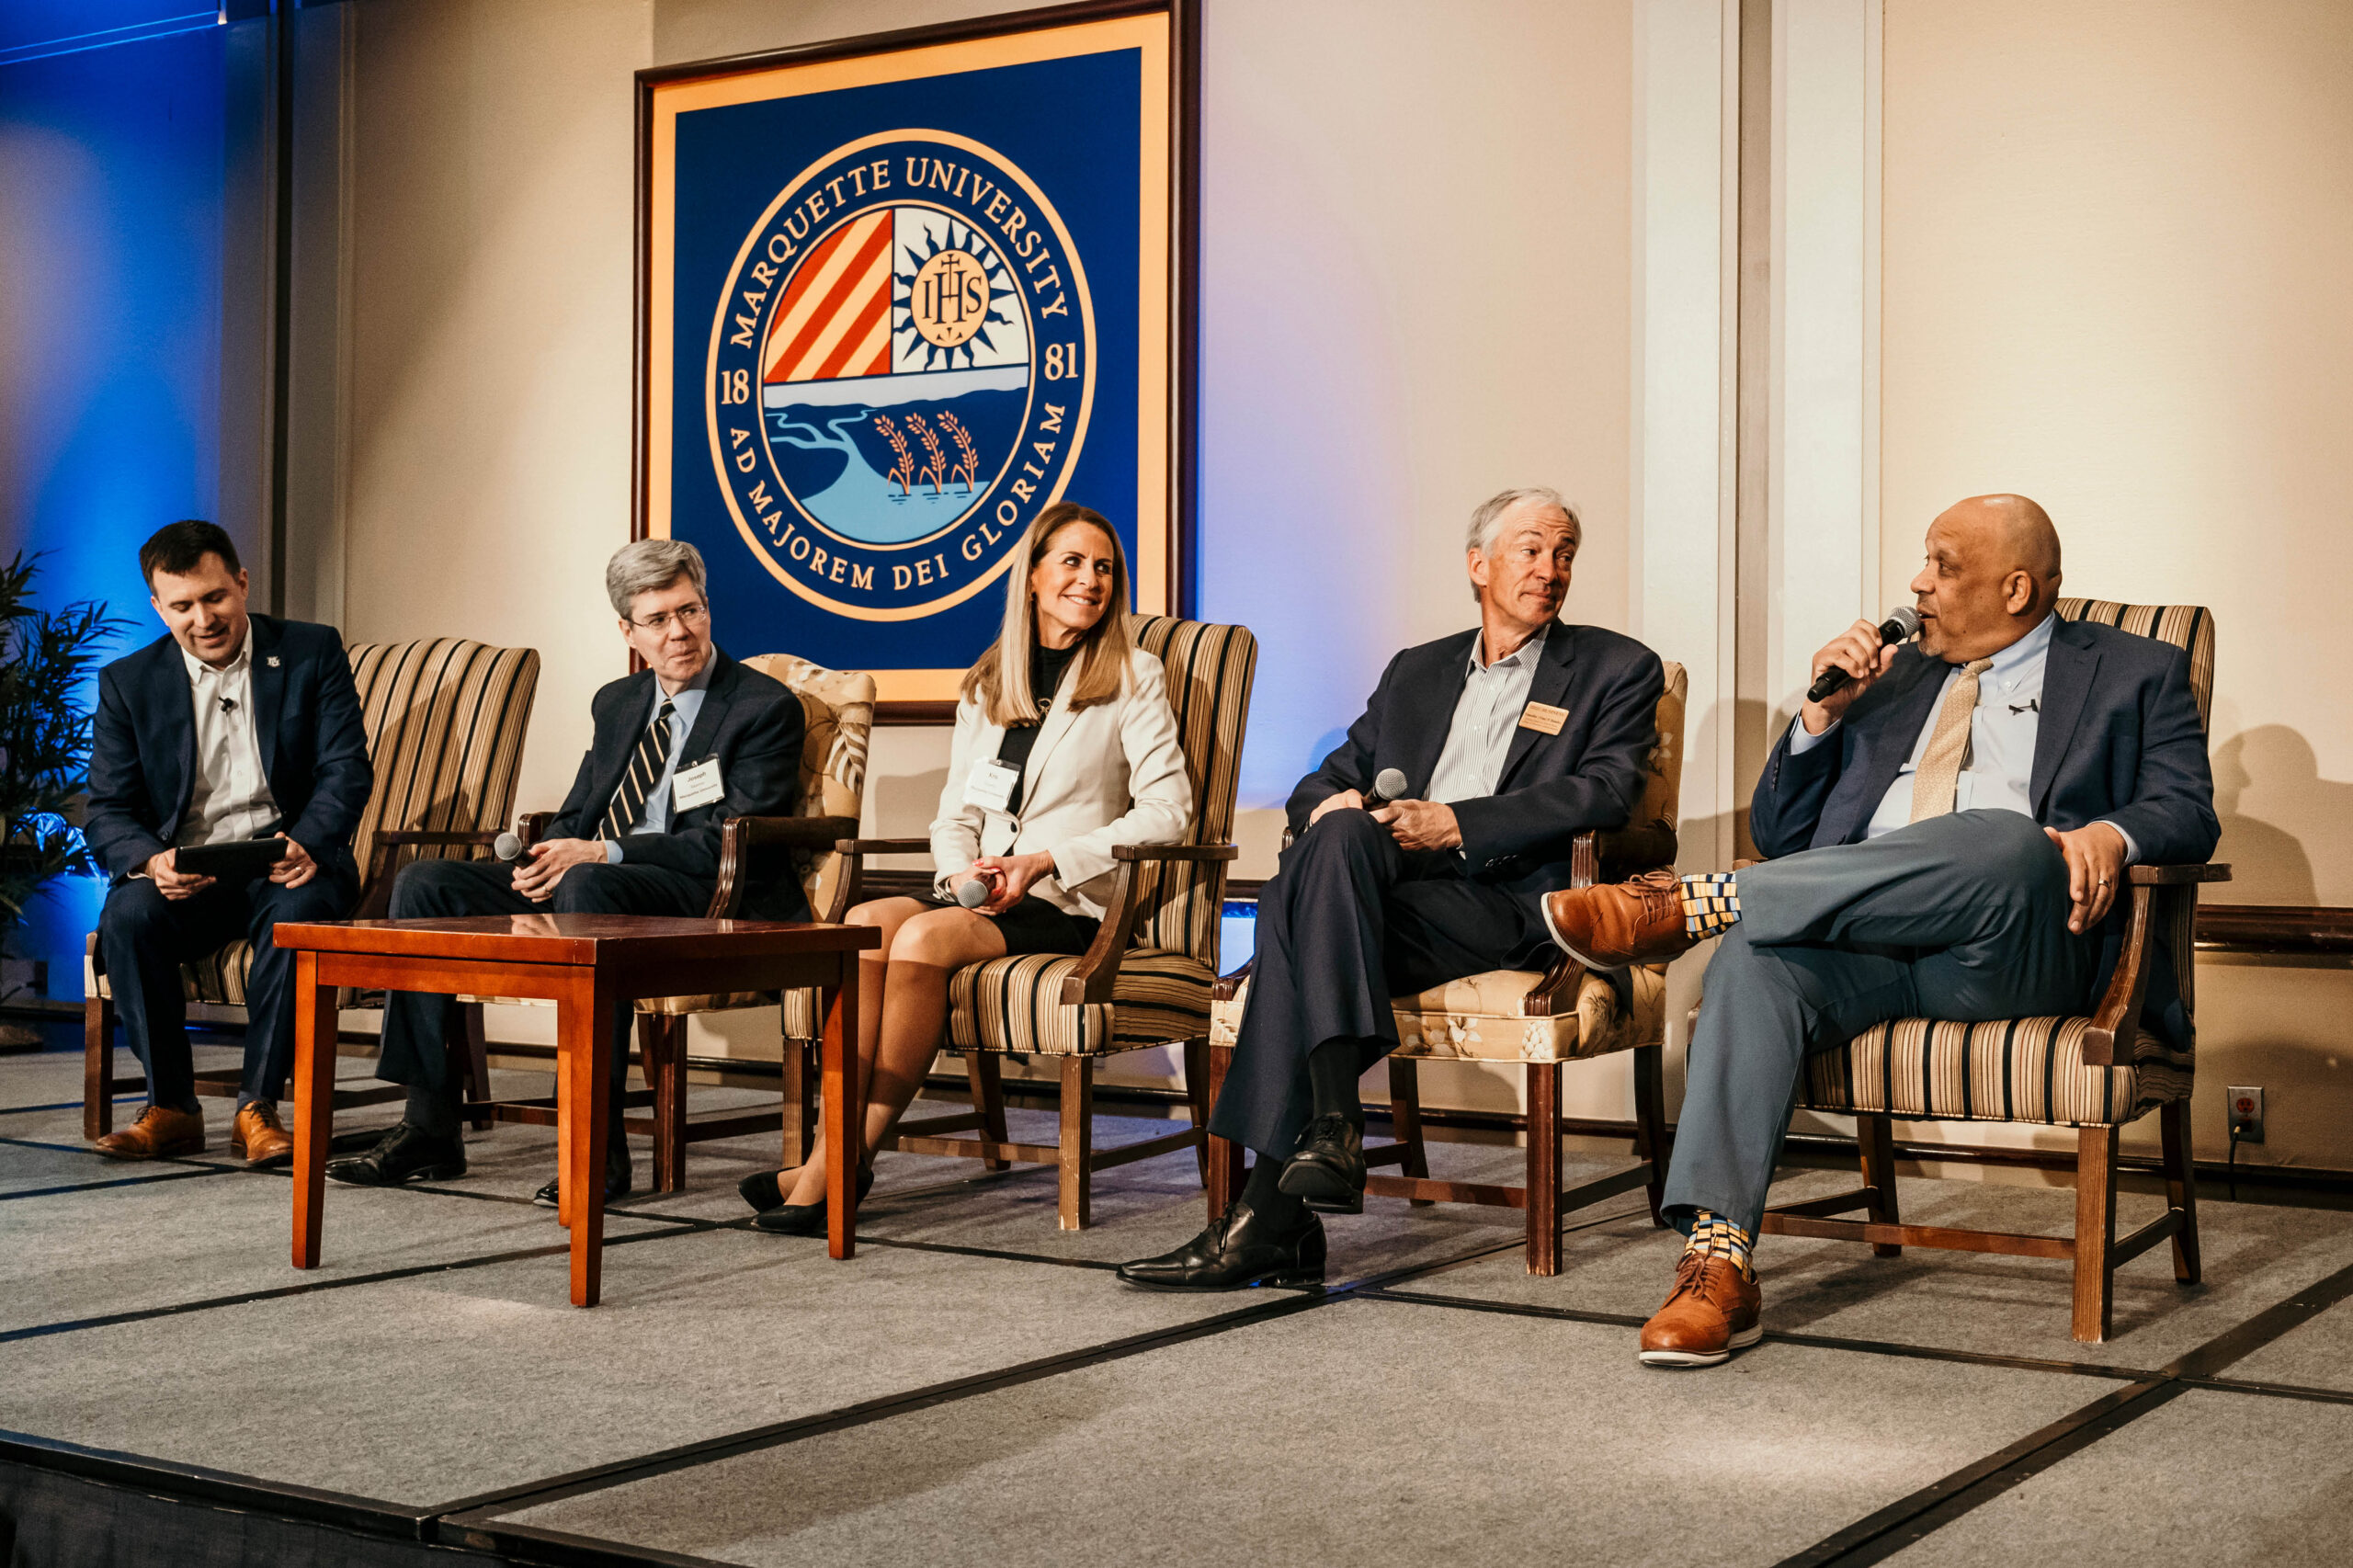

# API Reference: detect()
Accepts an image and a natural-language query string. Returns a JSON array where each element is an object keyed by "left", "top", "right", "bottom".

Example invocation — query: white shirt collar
[
  {"left": 181, "top": 635, "right": 251, "bottom": 685},
  {"left": 1468, "top": 621, "right": 1550, "bottom": 676}
]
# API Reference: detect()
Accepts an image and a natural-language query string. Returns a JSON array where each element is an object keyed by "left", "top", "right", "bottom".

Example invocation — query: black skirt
[{"left": 921, "top": 891, "right": 1101, "bottom": 957}]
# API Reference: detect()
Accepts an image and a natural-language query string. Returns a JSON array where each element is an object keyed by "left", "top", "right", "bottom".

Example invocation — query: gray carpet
[
  {"left": 498, "top": 1295, "right": 2097, "bottom": 1568},
  {"left": 6, "top": 1034, "right": 2352, "bottom": 1566},
  {"left": 1886, "top": 1388, "right": 2353, "bottom": 1567}
]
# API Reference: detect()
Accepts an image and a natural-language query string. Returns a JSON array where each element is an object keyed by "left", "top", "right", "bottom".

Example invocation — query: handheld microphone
[
  {"left": 1364, "top": 767, "right": 1410, "bottom": 811},
  {"left": 494, "top": 831, "right": 524, "bottom": 862},
  {"left": 1805, "top": 606, "right": 1922, "bottom": 704},
  {"left": 954, "top": 875, "right": 993, "bottom": 909}
]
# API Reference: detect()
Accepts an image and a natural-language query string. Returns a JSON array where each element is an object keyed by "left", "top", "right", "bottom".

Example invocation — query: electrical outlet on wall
[{"left": 2228, "top": 1085, "right": 2266, "bottom": 1145}]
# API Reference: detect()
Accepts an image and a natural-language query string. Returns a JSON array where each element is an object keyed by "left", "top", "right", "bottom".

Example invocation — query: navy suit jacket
[
  {"left": 85, "top": 616, "right": 373, "bottom": 889},
  {"left": 1289, "top": 622, "right": 1667, "bottom": 902},
  {"left": 544, "top": 649, "right": 810, "bottom": 921},
  {"left": 1750, "top": 614, "right": 2219, "bottom": 1042}
]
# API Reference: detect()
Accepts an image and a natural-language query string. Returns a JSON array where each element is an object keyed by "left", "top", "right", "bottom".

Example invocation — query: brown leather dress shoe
[
  {"left": 94, "top": 1105, "right": 206, "bottom": 1161},
  {"left": 232, "top": 1101, "right": 294, "bottom": 1167},
  {"left": 1639, "top": 1252, "right": 1763, "bottom": 1367},
  {"left": 1540, "top": 868, "right": 1696, "bottom": 970}
]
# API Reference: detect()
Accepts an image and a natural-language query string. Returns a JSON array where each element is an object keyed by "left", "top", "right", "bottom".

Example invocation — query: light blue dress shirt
[
  {"left": 1426, "top": 623, "right": 1550, "bottom": 806},
  {"left": 1789, "top": 612, "right": 2137, "bottom": 859},
  {"left": 603, "top": 664, "right": 712, "bottom": 862}
]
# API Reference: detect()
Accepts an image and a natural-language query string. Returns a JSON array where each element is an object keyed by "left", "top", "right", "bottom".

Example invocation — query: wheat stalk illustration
[
  {"left": 939, "top": 411, "right": 981, "bottom": 492},
  {"left": 872, "top": 415, "right": 916, "bottom": 494},
  {"left": 906, "top": 412, "right": 949, "bottom": 495}
]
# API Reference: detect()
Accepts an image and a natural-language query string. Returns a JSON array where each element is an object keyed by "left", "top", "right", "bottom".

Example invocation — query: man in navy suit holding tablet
[{"left": 85, "top": 520, "right": 372, "bottom": 1165}]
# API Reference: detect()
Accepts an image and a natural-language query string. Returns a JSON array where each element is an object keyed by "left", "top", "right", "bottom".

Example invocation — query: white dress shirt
[
  {"left": 1426, "top": 623, "right": 1550, "bottom": 806},
  {"left": 604, "top": 664, "right": 712, "bottom": 861},
  {"left": 1789, "top": 611, "right": 2137, "bottom": 858},
  {"left": 179, "top": 640, "right": 278, "bottom": 848}
]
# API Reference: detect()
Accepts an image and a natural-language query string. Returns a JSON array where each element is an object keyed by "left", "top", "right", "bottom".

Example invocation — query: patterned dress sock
[
  {"left": 1678, "top": 872, "right": 1743, "bottom": 938},
  {"left": 1684, "top": 1208, "right": 1756, "bottom": 1281}
]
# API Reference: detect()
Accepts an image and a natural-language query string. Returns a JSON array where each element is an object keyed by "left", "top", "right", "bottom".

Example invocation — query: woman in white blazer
[{"left": 745, "top": 501, "right": 1194, "bottom": 1232}]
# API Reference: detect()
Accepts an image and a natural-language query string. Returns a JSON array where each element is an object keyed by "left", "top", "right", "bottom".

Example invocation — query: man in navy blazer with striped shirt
[
  {"left": 327, "top": 538, "right": 805, "bottom": 1205},
  {"left": 1120, "top": 488, "right": 1666, "bottom": 1292}
]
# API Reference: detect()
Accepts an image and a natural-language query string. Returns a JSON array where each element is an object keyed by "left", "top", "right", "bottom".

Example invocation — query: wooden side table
[{"left": 274, "top": 915, "right": 880, "bottom": 1305}]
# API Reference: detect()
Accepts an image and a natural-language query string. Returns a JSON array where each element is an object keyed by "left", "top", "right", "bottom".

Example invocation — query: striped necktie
[
  {"left": 600, "top": 699, "right": 676, "bottom": 840},
  {"left": 1907, "top": 658, "right": 1995, "bottom": 822}
]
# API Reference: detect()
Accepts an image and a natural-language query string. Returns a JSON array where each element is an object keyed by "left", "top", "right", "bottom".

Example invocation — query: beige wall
[{"left": 1881, "top": 0, "right": 2353, "bottom": 1167}]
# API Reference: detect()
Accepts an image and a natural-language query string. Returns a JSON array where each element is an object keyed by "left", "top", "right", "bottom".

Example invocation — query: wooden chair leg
[
  {"left": 1631, "top": 1043, "right": 1670, "bottom": 1227},
  {"left": 1058, "top": 1055, "right": 1093, "bottom": 1231},
  {"left": 1528, "top": 1062, "right": 1562, "bottom": 1276},
  {"left": 2073, "top": 1124, "right": 2120, "bottom": 1343},
  {"left": 779, "top": 1033, "right": 814, "bottom": 1165},
  {"left": 1858, "top": 1111, "right": 1903, "bottom": 1257},
  {"left": 84, "top": 987, "right": 113, "bottom": 1141},
  {"left": 966, "top": 1051, "right": 1010, "bottom": 1171},
  {"left": 644, "top": 1014, "right": 687, "bottom": 1194},
  {"left": 1180, "top": 1036, "right": 1211, "bottom": 1187},
  {"left": 2161, "top": 1096, "right": 2201, "bottom": 1285},
  {"left": 461, "top": 1003, "right": 494, "bottom": 1131},
  {"left": 1205, "top": 1040, "right": 1245, "bottom": 1221},
  {"left": 1388, "top": 1056, "right": 1434, "bottom": 1207}
]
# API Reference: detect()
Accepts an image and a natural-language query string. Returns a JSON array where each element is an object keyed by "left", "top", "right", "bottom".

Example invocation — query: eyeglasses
[{"left": 626, "top": 603, "right": 710, "bottom": 635}]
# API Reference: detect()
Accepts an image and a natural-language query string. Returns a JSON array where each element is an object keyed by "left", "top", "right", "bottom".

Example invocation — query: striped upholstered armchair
[
  {"left": 84, "top": 639, "right": 541, "bottom": 1137},
  {"left": 1206, "top": 661, "right": 1688, "bottom": 1276},
  {"left": 1751, "top": 598, "right": 2228, "bottom": 1343},
  {"left": 833, "top": 615, "right": 1256, "bottom": 1230}
]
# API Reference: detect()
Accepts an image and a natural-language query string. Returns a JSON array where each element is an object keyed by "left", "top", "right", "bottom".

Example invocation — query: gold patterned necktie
[
  {"left": 600, "top": 699, "right": 676, "bottom": 840},
  {"left": 1907, "top": 659, "right": 1995, "bottom": 822}
]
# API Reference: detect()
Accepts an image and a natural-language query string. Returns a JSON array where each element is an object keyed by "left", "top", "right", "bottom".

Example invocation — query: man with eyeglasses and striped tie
[
  {"left": 1539, "top": 495, "right": 2216, "bottom": 1369},
  {"left": 330, "top": 539, "right": 807, "bottom": 1204}
]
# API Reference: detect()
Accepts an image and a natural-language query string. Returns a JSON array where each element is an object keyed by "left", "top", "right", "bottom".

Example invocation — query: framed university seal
[{"left": 639, "top": 4, "right": 1193, "bottom": 716}]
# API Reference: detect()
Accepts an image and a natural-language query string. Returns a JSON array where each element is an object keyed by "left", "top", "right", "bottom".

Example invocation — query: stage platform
[{"left": 8, "top": 1027, "right": 2353, "bottom": 1567}]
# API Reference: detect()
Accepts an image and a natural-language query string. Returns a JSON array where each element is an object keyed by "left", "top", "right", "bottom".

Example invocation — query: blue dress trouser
[{"left": 1663, "top": 810, "right": 2101, "bottom": 1235}]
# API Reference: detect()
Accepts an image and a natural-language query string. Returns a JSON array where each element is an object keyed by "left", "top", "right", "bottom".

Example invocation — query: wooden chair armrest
[
  {"left": 1520, "top": 949, "right": 1587, "bottom": 1017},
  {"left": 369, "top": 829, "right": 504, "bottom": 848},
  {"left": 517, "top": 812, "right": 556, "bottom": 849},
  {"left": 358, "top": 829, "right": 509, "bottom": 917},
  {"left": 1110, "top": 843, "right": 1239, "bottom": 863},
  {"left": 837, "top": 836, "right": 934, "bottom": 857},
  {"left": 1211, "top": 959, "right": 1254, "bottom": 1004},
  {"left": 708, "top": 816, "right": 866, "bottom": 919},
  {"left": 2130, "top": 863, "right": 2232, "bottom": 885},
  {"left": 2082, "top": 883, "right": 2160, "bottom": 1068}
]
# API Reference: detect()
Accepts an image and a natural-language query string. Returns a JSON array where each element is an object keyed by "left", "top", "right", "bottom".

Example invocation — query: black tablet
[{"left": 173, "top": 839, "right": 290, "bottom": 881}]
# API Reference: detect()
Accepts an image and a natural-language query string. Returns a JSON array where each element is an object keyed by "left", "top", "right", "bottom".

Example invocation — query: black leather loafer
[
  {"left": 325, "top": 1122, "right": 466, "bottom": 1187},
  {"left": 532, "top": 1139, "right": 633, "bottom": 1208},
  {"left": 751, "top": 1165, "right": 874, "bottom": 1236},
  {"left": 1277, "top": 1114, "right": 1367, "bottom": 1214},
  {"left": 1115, "top": 1199, "right": 1326, "bottom": 1291}
]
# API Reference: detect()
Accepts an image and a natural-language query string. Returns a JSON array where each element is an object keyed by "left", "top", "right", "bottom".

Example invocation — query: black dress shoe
[
  {"left": 326, "top": 1122, "right": 466, "bottom": 1187},
  {"left": 532, "top": 1138, "right": 632, "bottom": 1208},
  {"left": 1115, "top": 1199, "right": 1326, "bottom": 1291},
  {"left": 1278, "top": 1114, "right": 1367, "bottom": 1214},
  {"left": 751, "top": 1165, "right": 874, "bottom": 1236}
]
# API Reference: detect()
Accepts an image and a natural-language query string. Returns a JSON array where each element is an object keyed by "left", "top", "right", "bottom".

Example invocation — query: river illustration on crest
[{"left": 707, "top": 133, "right": 1095, "bottom": 619}]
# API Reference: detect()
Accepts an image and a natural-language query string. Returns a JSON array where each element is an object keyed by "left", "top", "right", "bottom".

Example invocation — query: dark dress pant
[
  {"left": 1665, "top": 809, "right": 2103, "bottom": 1234},
  {"left": 99, "top": 865, "right": 360, "bottom": 1112},
  {"left": 371, "top": 857, "right": 710, "bottom": 1114},
  {"left": 1207, "top": 810, "right": 1549, "bottom": 1158}
]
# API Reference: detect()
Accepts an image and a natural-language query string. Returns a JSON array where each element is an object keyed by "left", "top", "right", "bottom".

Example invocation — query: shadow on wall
[{"left": 2211, "top": 726, "right": 2353, "bottom": 905}]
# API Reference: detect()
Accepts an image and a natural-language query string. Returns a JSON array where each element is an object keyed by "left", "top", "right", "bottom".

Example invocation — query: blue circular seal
[{"left": 705, "top": 131, "right": 1097, "bottom": 620}]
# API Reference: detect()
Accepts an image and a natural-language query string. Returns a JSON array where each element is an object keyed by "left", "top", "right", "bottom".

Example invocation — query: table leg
[
  {"left": 559, "top": 971, "right": 614, "bottom": 1307},
  {"left": 824, "top": 954, "right": 861, "bottom": 1260},
  {"left": 290, "top": 950, "right": 336, "bottom": 1269}
]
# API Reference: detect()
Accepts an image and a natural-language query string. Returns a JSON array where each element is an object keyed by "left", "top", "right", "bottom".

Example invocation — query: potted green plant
[{"left": 0, "top": 552, "right": 128, "bottom": 1049}]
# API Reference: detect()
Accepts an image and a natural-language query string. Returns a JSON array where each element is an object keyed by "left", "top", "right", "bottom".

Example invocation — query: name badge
[
  {"left": 1518, "top": 701, "right": 1569, "bottom": 736},
  {"left": 671, "top": 757, "right": 724, "bottom": 813},
  {"left": 963, "top": 758, "right": 1020, "bottom": 812}
]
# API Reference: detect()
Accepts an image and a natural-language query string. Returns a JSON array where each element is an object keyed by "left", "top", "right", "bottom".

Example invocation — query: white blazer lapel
[{"left": 1016, "top": 681, "right": 1084, "bottom": 816}]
